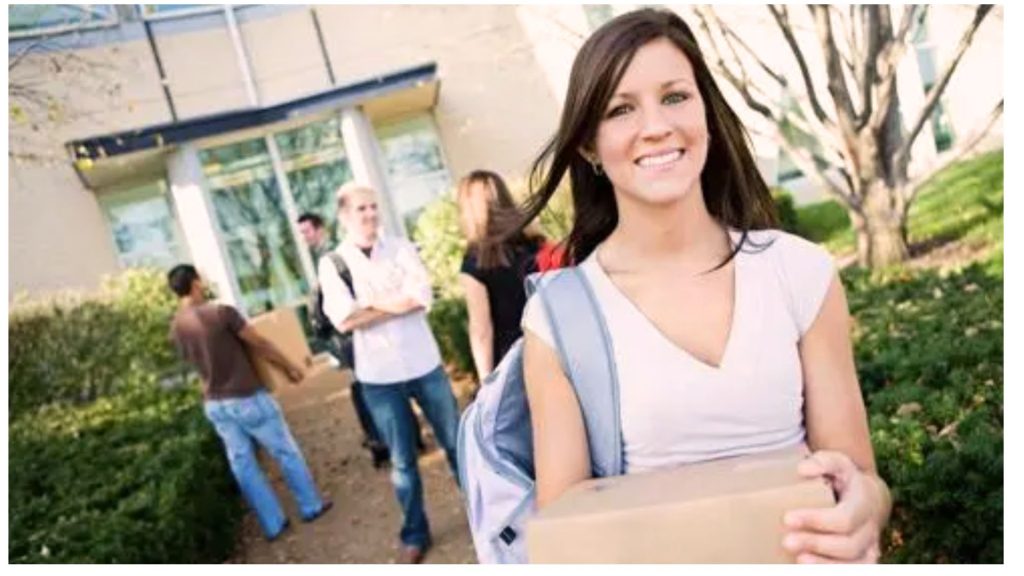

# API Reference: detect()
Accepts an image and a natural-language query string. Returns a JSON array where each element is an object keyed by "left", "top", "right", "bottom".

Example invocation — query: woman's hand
[{"left": 782, "top": 450, "right": 890, "bottom": 563}]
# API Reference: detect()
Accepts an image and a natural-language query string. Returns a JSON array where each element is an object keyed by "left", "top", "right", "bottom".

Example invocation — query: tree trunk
[{"left": 856, "top": 181, "right": 910, "bottom": 267}]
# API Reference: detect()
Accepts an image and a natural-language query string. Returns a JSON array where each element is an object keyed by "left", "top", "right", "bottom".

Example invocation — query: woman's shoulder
[
  {"left": 741, "top": 228, "right": 836, "bottom": 335},
  {"left": 739, "top": 228, "right": 832, "bottom": 267}
]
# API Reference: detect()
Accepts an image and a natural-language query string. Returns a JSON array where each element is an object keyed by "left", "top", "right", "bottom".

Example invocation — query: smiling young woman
[{"left": 499, "top": 8, "right": 892, "bottom": 564}]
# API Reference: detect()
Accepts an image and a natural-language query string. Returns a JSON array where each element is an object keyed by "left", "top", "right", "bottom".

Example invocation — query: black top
[{"left": 460, "top": 239, "right": 544, "bottom": 365}]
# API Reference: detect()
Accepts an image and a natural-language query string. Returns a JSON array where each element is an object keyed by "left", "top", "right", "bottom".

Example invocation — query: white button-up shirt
[{"left": 318, "top": 234, "right": 442, "bottom": 385}]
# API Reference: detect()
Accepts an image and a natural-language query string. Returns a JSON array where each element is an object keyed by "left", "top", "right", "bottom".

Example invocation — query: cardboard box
[
  {"left": 245, "top": 307, "right": 314, "bottom": 392},
  {"left": 527, "top": 445, "right": 835, "bottom": 563}
]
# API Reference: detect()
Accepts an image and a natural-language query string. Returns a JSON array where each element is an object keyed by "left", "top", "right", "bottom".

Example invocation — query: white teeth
[{"left": 637, "top": 150, "right": 682, "bottom": 167}]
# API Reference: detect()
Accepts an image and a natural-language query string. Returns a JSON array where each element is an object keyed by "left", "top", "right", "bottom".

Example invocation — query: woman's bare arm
[{"left": 523, "top": 328, "right": 592, "bottom": 508}]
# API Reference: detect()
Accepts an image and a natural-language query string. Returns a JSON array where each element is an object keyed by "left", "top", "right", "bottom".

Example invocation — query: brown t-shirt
[{"left": 170, "top": 303, "right": 264, "bottom": 400}]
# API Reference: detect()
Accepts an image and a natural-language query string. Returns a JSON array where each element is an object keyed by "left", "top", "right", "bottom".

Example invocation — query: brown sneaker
[{"left": 398, "top": 544, "right": 428, "bottom": 564}]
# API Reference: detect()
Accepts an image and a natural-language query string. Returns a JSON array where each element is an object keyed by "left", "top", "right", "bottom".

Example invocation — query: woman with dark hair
[
  {"left": 513, "top": 8, "right": 891, "bottom": 563},
  {"left": 457, "top": 170, "right": 548, "bottom": 382}
]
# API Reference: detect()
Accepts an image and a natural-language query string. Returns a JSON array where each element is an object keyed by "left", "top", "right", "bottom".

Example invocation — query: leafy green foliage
[
  {"left": 843, "top": 264, "right": 1003, "bottom": 563},
  {"left": 427, "top": 297, "right": 475, "bottom": 377},
  {"left": 908, "top": 149, "right": 1003, "bottom": 253},
  {"left": 412, "top": 197, "right": 466, "bottom": 300},
  {"left": 9, "top": 268, "right": 185, "bottom": 418},
  {"left": 9, "top": 268, "right": 242, "bottom": 563},
  {"left": 795, "top": 197, "right": 854, "bottom": 250},
  {"left": 771, "top": 188, "right": 801, "bottom": 235},
  {"left": 9, "top": 386, "right": 242, "bottom": 563}
]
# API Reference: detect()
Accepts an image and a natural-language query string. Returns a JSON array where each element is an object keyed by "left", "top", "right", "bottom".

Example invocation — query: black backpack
[{"left": 310, "top": 252, "right": 355, "bottom": 368}]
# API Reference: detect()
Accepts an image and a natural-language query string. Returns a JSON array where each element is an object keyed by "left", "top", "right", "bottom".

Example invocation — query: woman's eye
[
  {"left": 664, "top": 91, "right": 690, "bottom": 105},
  {"left": 606, "top": 104, "right": 632, "bottom": 118}
]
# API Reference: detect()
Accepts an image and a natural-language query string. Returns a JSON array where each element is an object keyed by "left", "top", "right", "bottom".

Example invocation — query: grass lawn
[{"left": 792, "top": 149, "right": 1004, "bottom": 267}]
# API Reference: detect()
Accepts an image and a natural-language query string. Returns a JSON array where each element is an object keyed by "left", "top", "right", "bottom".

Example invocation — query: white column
[
  {"left": 265, "top": 135, "right": 317, "bottom": 286},
  {"left": 339, "top": 106, "right": 404, "bottom": 237},
  {"left": 167, "top": 144, "right": 243, "bottom": 307}
]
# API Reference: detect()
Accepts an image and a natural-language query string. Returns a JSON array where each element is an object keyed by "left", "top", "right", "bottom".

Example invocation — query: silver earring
[{"left": 591, "top": 161, "right": 603, "bottom": 176}]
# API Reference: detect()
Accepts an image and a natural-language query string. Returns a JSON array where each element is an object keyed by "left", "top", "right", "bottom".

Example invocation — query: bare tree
[{"left": 693, "top": 5, "right": 999, "bottom": 267}]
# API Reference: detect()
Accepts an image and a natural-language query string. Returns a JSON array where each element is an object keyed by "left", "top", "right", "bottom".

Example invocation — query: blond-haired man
[{"left": 319, "top": 183, "right": 460, "bottom": 563}]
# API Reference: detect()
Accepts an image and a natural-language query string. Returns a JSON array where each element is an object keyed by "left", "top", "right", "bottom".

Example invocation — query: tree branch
[
  {"left": 776, "top": 131, "right": 859, "bottom": 210},
  {"left": 704, "top": 7, "right": 788, "bottom": 88},
  {"left": 811, "top": 5, "right": 859, "bottom": 134},
  {"left": 835, "top": 6, "right": 858, "bottom": 81},
  {"left": 698, "top": 6, "right": 846, "bottom": 168},
  {"left": 694, "top": 8, "right": 778, "bottom": 121},
  {"left": 896, "top": 4, "right": 993, "bottom": 165},
  {"left": 853, "top": 6, "right": 882, "bottom": 130},
  {"left": 768, "top": 5, "right": 832, "bottom": 126},
  {"left": 905, "top": 98, "right": 1003, "bottom": 204}
]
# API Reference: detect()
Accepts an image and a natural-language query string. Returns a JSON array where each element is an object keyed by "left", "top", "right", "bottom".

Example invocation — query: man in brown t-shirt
[{"left": 168, "top": 264, "right": 332, "bottom": 540}]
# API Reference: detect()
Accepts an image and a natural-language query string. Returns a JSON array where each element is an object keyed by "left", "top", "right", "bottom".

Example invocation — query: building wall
[
  {"left": 926, "top": 5, "right": 1004, "bottom": 151},
  {"left": 313, "top": 4, "right": 561, "bottom": 181},
  {"left": 8, "top": 163, "right": 122, "bottom": 297},
  {"left": 9, "top": 30, "right": 174, "bottom": 296},
  {"left": 239, "top": 7, "right": 333, "bottom": 106}
]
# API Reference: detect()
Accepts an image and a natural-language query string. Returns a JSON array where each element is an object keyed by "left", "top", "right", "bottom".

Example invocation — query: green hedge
[
  {"left": 9, "top": 268, "right": 243, "bottom": 563},
  {"left": 9, "top": 269, "right": 183, "bottom": 418},
  {"left": 9, "top": 387, "right": 242, "bottom": 563},
  {"left": 427, "top": 297, "right": 475, "bottom": 378},
  {"left": 844, "top": 263, "right": 1003, "bottom": 563},
  {"left": 771, "top": 188, "right": 801, "bottom": 236}
]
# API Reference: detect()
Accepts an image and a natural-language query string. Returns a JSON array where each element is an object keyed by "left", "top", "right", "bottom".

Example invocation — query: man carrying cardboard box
[{"left": 167, "top": 264, "right": 333, "bottom": 541}]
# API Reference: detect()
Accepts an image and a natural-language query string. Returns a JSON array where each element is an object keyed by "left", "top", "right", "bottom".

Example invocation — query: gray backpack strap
[
  {"left": 528, "top": 268, "right": 623, "bottom": 477},
  {"left": 323, "top": 251, "right": 355, "bottom": 297}
]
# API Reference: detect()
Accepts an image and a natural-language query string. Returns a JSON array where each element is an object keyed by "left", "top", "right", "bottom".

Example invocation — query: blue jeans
[
  {"left": 362, "top": 365, "right": 461, "bottom": 547},
  {"left": 203, "top": 390, "right": 325, "bottom": 539}
]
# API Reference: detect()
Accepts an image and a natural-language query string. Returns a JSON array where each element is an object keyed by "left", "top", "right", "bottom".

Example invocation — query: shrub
[
  {"left": 843, "top": 263, "right": 1003, "bottom": 563},
  {"left": 771, "top": 188, "right": 801, "bottom": 236},
  {"left": 412, "top": 197, "right": 466, "bottom": 300},
  {"left": 9, "top": 385, "right": 243, "bottom": 563},
  {"left": 427, "top": 297, "right": 475, "bottom": 377},
  {"left": 8, "top": 268, "right": 185, "bottom": 418}
]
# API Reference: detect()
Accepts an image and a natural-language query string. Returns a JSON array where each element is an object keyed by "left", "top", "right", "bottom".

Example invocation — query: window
[
  {"left": 912, "top": 10, "right": 956, "bottom": 152},
  {"left": 274, "top": 117, "right": 353, "bottom": 256},
  {"left": 139, "top": 4, "right": 218, "bottom": 20},
  {"left": 375, "top": 115, "right": 452, "bottom": 234},
  {"left": 99, "top": 180, "right": 186, "bottom": 269},
  {"left": 584, "top": 5, "right": 615, "bottom": 31},
  {"left": 200, "top": 139, "right": 308, "bottom": 316},
  {"left": 775, "top": 95, "right": 823, "bottom": 182},
  {"left": 8, "top": 4, "right": 117, "bottom": 38}
]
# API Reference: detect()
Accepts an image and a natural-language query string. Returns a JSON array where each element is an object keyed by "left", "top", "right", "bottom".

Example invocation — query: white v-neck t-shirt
[{"left": 521, "top": 229, "right": 835, "bottom": 474}]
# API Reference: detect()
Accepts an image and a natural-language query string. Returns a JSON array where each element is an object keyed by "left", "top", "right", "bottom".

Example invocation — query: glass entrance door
[
  {"left": 199, "top": 138, "right": 307, "bottom": 316},
  {"left": 274, "top": 116, "right": 354, "bottom": 261}
]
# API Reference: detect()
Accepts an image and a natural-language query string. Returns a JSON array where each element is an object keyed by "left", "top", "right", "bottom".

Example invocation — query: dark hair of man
[
  {"left": 297, "top": 212, "right": 325, "bottom": 229},
  {"left": 167, "top": 264, "right": 200, "bottom": 297}
]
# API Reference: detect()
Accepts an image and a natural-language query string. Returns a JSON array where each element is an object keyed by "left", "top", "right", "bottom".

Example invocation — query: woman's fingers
[{"left": 783, "top": 521, "right": 877, "bottom": 561}]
